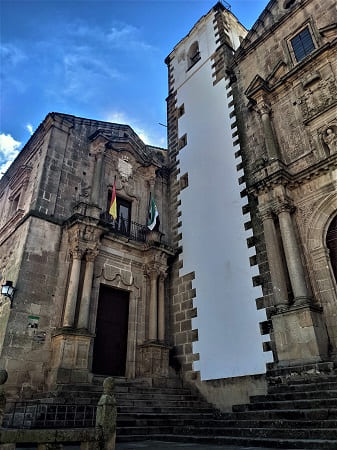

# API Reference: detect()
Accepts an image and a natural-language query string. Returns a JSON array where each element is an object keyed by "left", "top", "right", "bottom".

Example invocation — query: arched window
[
  {"left": 327, "top": 215, "right": 337, "bottom": 283},
  {"left": 187, "top": 41, "right": 200, "bottom": 70}
]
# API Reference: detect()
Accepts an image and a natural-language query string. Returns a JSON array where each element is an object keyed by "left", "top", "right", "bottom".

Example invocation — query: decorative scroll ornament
[{"left": 103, "top": 263, "right": 133, "bottom": 286}]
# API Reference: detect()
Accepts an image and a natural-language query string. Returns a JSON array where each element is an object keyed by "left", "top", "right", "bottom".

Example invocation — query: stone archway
[{"left": 306, "top": 194, "right": 337, "bottom": 355}]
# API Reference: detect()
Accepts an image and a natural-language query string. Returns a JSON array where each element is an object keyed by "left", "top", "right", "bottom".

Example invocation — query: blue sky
[{"left": 0, "top": 0, "right": 269, "bottom": 176}]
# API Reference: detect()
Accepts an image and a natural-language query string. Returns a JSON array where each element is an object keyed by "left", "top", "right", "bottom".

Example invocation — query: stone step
[
  {"left": 116, "top": 425, "right": 337, "bottom": 439},
  {"left": 116, "top": 399, "right": 210, "bottom": 408},
  {"left": 116, "top": 434, "right": 337, "bottom": 449},
  {"left": 266, "top": 361, "right": 336, "bottom": 377},
  {"left": 268, "top": 381, "right": 337, "bottom": 394},
  {"left": 117, "top": 406, "right": 215, "bottom": 414},
  {"left": 251, "top": 389, "right": 337, "bottom": 402},
  {"left": 116, "top": 417, "right": 337, "bottom": 429},
  {"left": 233, "top": 397, "right": 337, "bottom": 412},
  {"left": 222, "top": 408, "right": 337, "bottom": 420},
  {"left": 116, "top": 392, "right": 201, "bottom": 401}
]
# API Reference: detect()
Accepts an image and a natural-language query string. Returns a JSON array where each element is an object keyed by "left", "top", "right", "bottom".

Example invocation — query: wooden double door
[{"left": 92, "top": 285, "right": 130, "bottom": 376}]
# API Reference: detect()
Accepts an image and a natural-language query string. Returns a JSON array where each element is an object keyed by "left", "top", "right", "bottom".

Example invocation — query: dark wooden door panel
[
  {"left": 92, "top": 285, "right": 129, "bottom": 376},
  {"left": 327, "top": 216, "right": 337, "bottom": 282}
]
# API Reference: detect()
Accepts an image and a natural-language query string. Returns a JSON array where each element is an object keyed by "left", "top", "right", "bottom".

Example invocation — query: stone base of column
[
  {"left": 136, "top": 342, "right": 170, "bottom": 378},
  {"left": 272, "top": 305, "right": 329, "bottom": 366},
  {"left": 47, "top": 328, "right": 94, "bottom": 388}
]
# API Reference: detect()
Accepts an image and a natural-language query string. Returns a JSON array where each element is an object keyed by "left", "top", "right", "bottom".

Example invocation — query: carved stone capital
[
  {"left": 145, "top": 264, "right": 160, "bottom": 280},
  {"left": 85, "top": 248, "right": 99, "bottom": 262},
  {"left": 257, "top": 206, "right": 274, "bottom": 221},
  {"left": 159, "top": 271, "right": 168, "bottom": 282},
  {"left": 70, "top": 247, "right": 84, "bottom": 260},
  {"left": 275, "top": 201, "right": 295, "bottom": 216},
  {"left": 254, "top": 101, "right": 272, "bottom": 116}
]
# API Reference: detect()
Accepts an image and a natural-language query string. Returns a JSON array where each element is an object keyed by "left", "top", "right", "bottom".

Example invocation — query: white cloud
[
  {"left": 26, "top": 124, "right": 34, "bottom": 136},
  {"left": 68, "top": 21, "right": 155, "bottom": 52},
  {"left": 0, "top": 133, "right": 21, "bottom": 179},
  {"left": 0, "top": 43, "right": 26, "bottom": 68},
  {"left": 105, "top": 111, "right": 157, "bottom": 146}
]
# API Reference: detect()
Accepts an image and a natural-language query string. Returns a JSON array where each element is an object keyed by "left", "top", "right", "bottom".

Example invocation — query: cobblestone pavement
[{"left": 116, "top": 441, "right": 290, "bottom": 450}]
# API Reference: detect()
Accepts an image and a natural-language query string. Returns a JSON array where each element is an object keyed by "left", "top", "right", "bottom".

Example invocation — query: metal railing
[
  {"left": 4, "top": 402, "right": 98, "bottom": 429},
  {"left": 100, "top": 212, "right": 148, "bottom": 242}
]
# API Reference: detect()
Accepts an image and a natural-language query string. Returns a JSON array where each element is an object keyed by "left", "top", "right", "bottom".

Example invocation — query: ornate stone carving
[
  {"left": 322, "top": 126, "right": 337, "bottom": 155},
  {"left": 118, "top": 155, "right": 133, "bottom": 181},
  {"left": 70, "top": 247, "right": 84, "bottom": 260},
  {"left": 274, "top": 200, "right": 295, "bottom": 215},
  {"left": 299, "top": 76, "right": 337, "bottom": 121}
]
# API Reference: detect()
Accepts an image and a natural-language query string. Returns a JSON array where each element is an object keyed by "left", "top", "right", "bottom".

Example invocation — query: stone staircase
[
  {"left": 3, "top": 366, "right": 337, "bottom": 448},
  {"left": 113, "top": 368, "right": 337, "bottom": 449}
]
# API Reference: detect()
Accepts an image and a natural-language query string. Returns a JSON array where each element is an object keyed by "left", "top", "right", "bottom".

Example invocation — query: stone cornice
[
  {"left": 234, "top": 0, "right": 313, "bottom": 62},
  {"left": 0, "top": 209, "right": 65, "bottom": 247},
  {"left": 249, "top": 153, "right": 337, "bottom": 193},
  {"left": 243, "top": 40, "right": 335, "bottom": 103}
]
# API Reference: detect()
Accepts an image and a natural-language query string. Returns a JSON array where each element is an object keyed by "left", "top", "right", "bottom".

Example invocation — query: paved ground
[{"left": 116, "top": 441, "right": 287, "bottom": 450}]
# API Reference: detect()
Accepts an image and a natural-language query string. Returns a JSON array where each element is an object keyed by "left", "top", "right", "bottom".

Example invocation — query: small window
[
  {"left": 179, "top": 173, "right": 189, "bottom": 191},
  {"left": 178, "top": 134, "right": 187, "bottom": 149},
  {"left": 10, "top": 194, "right": 20, "bottom": 216},
  {"left": 283, "top": 0, "right": 296, "bottom": 9},
  {"left": 178, "top": 104, "right": 185, "bottom": 118},
  {"left": 187, "top": 41, "right": 200, "bottom": 70},
  {"left": 290, "top": 27, "right": 315, "bottom": 62}
]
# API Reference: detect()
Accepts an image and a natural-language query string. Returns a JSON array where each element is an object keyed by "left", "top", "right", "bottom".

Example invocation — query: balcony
[{"left": 100, "top": 212, "right": 148, "bottom": 243}]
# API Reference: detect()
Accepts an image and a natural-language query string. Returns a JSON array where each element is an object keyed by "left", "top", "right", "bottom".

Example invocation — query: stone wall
[
  {"left": 0, "top": 217, "right": 61, "bottom": 397},
  {"left": 194, "top": 373, "right": 267, "bottom": 412}
]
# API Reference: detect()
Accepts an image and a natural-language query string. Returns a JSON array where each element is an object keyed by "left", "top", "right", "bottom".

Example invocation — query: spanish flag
[{"left": 109, "top": 179, "right": 117, "bottom": 220}]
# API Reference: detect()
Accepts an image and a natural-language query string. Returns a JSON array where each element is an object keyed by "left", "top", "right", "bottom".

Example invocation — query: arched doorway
[{"left": 327, "top": 215, "right": 337, "bottom": 283}]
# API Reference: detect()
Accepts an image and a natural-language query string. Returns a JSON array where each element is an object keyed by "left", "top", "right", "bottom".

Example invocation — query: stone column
[
  {"left": 277, "top": 203, "right": 311, "bottom": 304},
  {"left": 63, "top": 249, "right": 83, "bottom": 327},
  {"left": 158, "top": 272, "right": 166, "bottom": 342},
  {"left": 90, "top": 149, "right": 104, "bottom": 206},
  {"left": 148, "top": 270, "right": 158, "bottom": 341},
  {"left": 259, "top": 207, "right": 289, "bottom": 308},
  {"left": 256, "top": 102, "right": 279, "bottom": 160},
  {"left": 77, "top": 250, "right": 97, "bottom": 329}
]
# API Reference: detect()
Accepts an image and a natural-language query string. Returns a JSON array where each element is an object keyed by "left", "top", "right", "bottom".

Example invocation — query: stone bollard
[
  {"left": 0, "top": 370, "right": 8, "bottom": 428},
  {"left": 96, "top": 377, "right": 117, "bottom": 450}
]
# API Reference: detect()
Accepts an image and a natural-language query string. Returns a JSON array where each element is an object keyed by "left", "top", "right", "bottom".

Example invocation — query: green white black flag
[{"left": 147, "top": 196, "right": 159, "bottom": 230}]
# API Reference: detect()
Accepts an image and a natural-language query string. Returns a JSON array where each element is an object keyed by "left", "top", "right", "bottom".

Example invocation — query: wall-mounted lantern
[{"left": 1, "top": 281, "right": 16, "bottom": 308}]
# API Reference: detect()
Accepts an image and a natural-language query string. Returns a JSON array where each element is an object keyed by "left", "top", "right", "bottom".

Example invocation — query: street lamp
[{"left": 1, "top": 281, "right": 16, "bottom": 308}]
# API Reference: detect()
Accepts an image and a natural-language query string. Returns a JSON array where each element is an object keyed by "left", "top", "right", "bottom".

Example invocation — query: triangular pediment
[
  {"left": 266, "top": 60, "right": 288, "bottom": 86},
  {"left": 245, "top": 74, "right": 269, "bottom": 98}
]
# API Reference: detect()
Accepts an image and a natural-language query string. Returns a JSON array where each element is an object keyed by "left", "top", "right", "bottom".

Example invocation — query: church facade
[
  {"left": 0, "top": 0, "right": 336, "bottom": 400},
  {"left": 230, "top": 0, "right": 337, "bottom": 368},
  {"left": 0, "top": 113, "right": 174, "bottom": 397}
]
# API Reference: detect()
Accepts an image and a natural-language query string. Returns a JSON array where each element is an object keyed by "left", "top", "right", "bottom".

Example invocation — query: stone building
[
  {"left": 230, "top": 0, "right": 337, "bottom": 370},
  {"left": 0, "top": 112, "right": 174, "bottom": 397},
  {"left": 1, "top": 0, "right": 336, "bottom": 402},
  {"left": 165, "top": 1, "right": 269, "bottom": 381}
]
